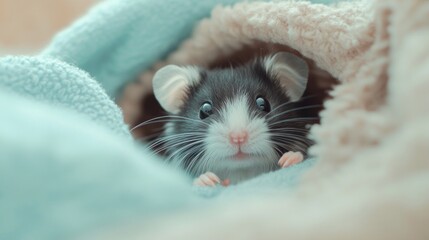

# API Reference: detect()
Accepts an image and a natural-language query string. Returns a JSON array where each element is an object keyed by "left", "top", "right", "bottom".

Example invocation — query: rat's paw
[
  {"left": 278, "top": 151, "right": 304, "bottom": 168},
  {"left": 193, "top": 172, "right": 230, "bottom": 187},
  {"left": 193, "top": 172, "right": 221, "bottom": 187}
]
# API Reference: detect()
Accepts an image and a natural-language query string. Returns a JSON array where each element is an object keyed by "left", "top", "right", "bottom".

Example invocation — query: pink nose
[{"left": 229, "top": 131, "right": 249, "bottom": 145}]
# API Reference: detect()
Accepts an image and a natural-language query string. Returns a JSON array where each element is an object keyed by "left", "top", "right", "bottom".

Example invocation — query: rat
[{"left": 151, "top": 52, "right": 317, "bottom": 187}]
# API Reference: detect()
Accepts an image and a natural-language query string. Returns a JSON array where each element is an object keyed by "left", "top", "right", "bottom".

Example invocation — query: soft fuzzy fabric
[
  {"left": 122, "top": 0, "right": 429, "bottom": 239},
  {"left": 0, "top": 0, "right": 322, "bottom": 239},
  {"left": 41, "top": 0, "right": 244, "bottom": 97},
  {"left": 0, "top": 0, "right": 248, "bottom": 239},
  {"left": 2, "top": 0, "right": 429, "bottom": 239}
]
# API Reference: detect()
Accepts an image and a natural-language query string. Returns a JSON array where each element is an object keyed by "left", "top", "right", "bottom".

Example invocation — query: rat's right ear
[
  {"left": 264, "top": 52, "right": 309, "bottom": 102},
  {"left": 152, "top": 65, "right": 201, "bottom": 114}
]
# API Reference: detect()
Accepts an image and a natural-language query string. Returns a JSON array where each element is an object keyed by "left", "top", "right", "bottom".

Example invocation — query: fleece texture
[
  {"left": 3, "top": 0, "right": 429, "bottom": 239},
  {"left": 0, "top": 87, "right": 194, "bottom": 240},
  {"left": 41, "top": 0, "right": 246, "bottom": 97},
  {"left": 0, "top": 0, "right": 327, "bottom": 239},
  {"left": 126, "top": 0, "right": 429, "bottom": 239}
]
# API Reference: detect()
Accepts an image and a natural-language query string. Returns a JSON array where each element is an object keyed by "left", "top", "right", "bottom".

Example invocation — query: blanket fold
[
  {"left": 2, "top": 0, "right": 429, "bottom": 239},
  {"left": 0, "top": 56, "right": 129, "bottom": 137},
  {"left": 41, "top": 0, "right": 242, "bottom": 97}
]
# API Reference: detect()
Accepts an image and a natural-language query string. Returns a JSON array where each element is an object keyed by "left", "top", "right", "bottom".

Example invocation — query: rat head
[{"left": 152, "top": 52, "right": 310, "bottom": 179}]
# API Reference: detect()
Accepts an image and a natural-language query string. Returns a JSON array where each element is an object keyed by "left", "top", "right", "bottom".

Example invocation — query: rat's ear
[
  {"left": 152, "top": 65, "right": 201, "bottom": 114},
  {"left": 264, "top": 52, "right": 309, "bottom": 101}
]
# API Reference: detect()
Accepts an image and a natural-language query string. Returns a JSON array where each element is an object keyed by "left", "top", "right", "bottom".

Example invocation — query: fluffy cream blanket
[{"left": 116, "top": 0, "right": 429, "bottom": 239}]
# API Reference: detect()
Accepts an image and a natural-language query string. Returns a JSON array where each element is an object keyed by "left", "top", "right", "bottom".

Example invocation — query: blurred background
[{"left": 0, "top": 0, "right": 98, "bottom": 56}]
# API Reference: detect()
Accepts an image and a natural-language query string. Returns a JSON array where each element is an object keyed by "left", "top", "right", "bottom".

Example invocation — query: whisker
[
  {"left": 271, "top": 128, "right": 310, "bottom": 134},
  {"left": 272, "top": 133, "right": 313, "bottom": 144},
  {"left": 149, "top": 134, "right": 200, "bottom": 145},
  {"left": 180, "top": 145, "right": 207, "bottom": 175},
  {"left": 147, "top": 132, "right": 206, "bottom": 146},
  {"left": 269, "top": 117, "right": 319, "bottom": 127},
  {"left": 150, "top": 140, "right": 200, "bottom": 155},
  {"left": 270, "top": 137, "right": 311, "bottom": 146},
  {"left": 266, "top": 94, "right": 321, "bottom": 117},
  {"left": 136, "top": 131, "right": 165, "bottom": 142},
  {"left": 132, "top": 119, "right": 204, "bottom": 132},
  {"left": 266, "top": 104, "right": 322, "bottom": 121},
  {"left": 185, "top": 150, "right": 206, "bottom": 174},
  {"left": 271, "top": 133, "right": 313, "bottom": 143},
  {"left": 270, "top": 131, "right": 310, "bottom": 137},
  {"left": 164, "top": 140, "right": 205, "bottom": 162},
  {"left": 131, "top": 115, "right": 208, "bottom": 131},
  {"left": 272, "top": 140, "right": 306, "bottom": 153},
  {"left": 266, "top": 141, "right": 284, "bottom": 157},
  {"left": 150, "top": 132, "right": 206, "bottom": 143},
  {"left": 150, "top": 137, "right": 204, "bottom": 154},
  {"left": 201, "top": 151, "right": 218, "bottom": 176},
  {"left": 196, "top": 150, "right": 218, "bottom": 176},
  {"left": 172, "top": 148, "right": 195, "bottom": 169},
  {"left": 274, "top": 141, "right": 312, "bottom": 152}
]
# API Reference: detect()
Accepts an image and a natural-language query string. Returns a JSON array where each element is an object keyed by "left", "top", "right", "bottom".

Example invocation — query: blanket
[
  {"left": 2, "top": 0, "right": 429, "bottom": 240},
  {"left": 129, "top": 0, "right": 429, "bottom": 239},
  {"left": 0, "top": 0, "right": 322, "bottom": 239}
]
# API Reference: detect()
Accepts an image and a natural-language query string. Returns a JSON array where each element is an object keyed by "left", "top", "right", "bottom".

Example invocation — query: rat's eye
[
  {"left": 199, "top": 102, "right": 213, "bottom": 119},
  {"left": 256, "top": 96, "right": 270, "bottom": 112}
]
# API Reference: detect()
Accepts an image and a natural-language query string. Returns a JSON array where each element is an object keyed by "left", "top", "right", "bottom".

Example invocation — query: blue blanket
[{"left": 0, "top": 0, "right": 329, "bottom": 239}]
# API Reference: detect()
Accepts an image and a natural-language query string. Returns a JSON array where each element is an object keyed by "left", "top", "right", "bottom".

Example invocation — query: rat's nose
[{"left": 229, "top": 130, "right": 249, "bottom": 146}]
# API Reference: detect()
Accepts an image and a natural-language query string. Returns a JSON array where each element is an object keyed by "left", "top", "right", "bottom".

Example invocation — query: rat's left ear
[
  {"left": 152, "top": 65, "right": 201, "bottom": 114},
  {"left": 264, "top": 52, "right": 309, "bottom": 101}
]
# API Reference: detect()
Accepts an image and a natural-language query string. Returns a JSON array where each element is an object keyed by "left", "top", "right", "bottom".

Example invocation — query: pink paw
[
  {"left": 278, "top": 151, "right": 304, "bottom": 168},
  {"left": 193, "top": 172, "right": 230, "bottom": 187}
]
